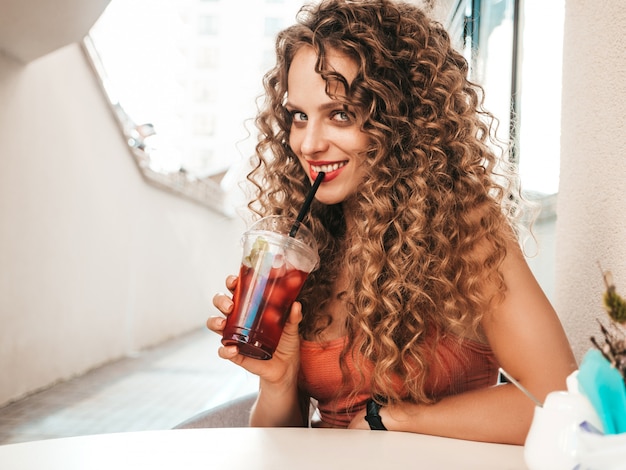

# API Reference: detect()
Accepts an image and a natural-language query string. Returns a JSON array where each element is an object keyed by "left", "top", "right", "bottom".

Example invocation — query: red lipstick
[{"left": 308, "top": 161, "right": 347, "bottom": 183}]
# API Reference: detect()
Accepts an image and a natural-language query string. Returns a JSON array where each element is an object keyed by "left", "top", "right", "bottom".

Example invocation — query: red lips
[{"left": 308, "top": 161, "right": 347, "bottom": 183}]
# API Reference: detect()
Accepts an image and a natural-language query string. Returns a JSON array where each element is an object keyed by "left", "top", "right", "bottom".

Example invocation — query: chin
[
  {"left": 314, "top": 197, "right": 337, "bottom": 206},
  {"left": 313, "top": 193, "right": 341, "bottom": 206},
  {"left": 317, "top": 193, "right": 352, "bottom": 206}
]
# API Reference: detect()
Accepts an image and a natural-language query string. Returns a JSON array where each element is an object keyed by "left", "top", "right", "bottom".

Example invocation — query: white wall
[
  {"left": 556, "top": 1, "right": 626, "bottom": 362},
  {"left": 0, "top": 45, "right": 245, "bottom": 406}
]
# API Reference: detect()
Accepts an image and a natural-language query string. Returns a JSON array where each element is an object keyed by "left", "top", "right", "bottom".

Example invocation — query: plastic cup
[{"left": 221, "top": 216, "right": 319, "bottom": 360}]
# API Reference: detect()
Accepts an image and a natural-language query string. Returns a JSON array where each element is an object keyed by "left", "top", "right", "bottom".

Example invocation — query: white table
[{"left": 0, "top": 427, "right": 527, "bottom": 469}]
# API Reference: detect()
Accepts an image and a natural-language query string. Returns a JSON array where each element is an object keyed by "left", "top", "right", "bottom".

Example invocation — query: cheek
[
  {"left": 355, "top": 133, "right": 371, "bottom": 152},
  {"left": 343, "top": 130, "right": 370, "bottom": 155},
  {"left": 352, "top": 152, "right": 371, "bottom": 185},
  {"left": 296, "top": 156, "right": 307, "bottom": 171},
  {"left": 353, "top": 164, "right": 369, "bottom": 187}
]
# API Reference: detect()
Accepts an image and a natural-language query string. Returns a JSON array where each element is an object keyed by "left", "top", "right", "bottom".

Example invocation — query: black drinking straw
[{"left": 289, "top": 172, "right": 325, "bottom": 238}]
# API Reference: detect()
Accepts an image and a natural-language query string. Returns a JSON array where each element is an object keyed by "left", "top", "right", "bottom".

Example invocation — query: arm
[
  {"left": 350, "top": 240, "right": 577, "bottom": 444},
  {"left": 208, "top": 275, "right": 307, "bottom": 427}
]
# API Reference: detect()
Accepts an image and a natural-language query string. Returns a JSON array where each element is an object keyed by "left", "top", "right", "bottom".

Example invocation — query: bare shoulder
[{"left": 482, "top": 236, "right": 577, "bottom": 396}]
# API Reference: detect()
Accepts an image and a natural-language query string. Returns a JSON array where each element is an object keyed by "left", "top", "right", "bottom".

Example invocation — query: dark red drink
[
  {"left": 222, "top": 263, "right": 308, "bottom": 359},
  {"left": 221, "top": 216, "right": 319, "bottom": 360}
]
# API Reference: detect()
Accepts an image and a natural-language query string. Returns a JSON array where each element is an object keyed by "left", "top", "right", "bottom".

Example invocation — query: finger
[
  {"left": 217, "top": 346, "right": 256, "bottom": 373},
  {"left": 206, "top": 316, "right": 226, "bottom": 333},
  {"left": 272, "top": 303, "right": 302, "bottom": 359},
  {"left": 217, "top": 344, "right": 240, "bottom": 360},
  {"left": 212, "top": 292, "right": 234, "bottom": 315},
  {"left": 225, "top": 275, "right": 238, "bottom": 293},
  {"left": 283, "top": 302, "right": 303, "bottom": 332}
]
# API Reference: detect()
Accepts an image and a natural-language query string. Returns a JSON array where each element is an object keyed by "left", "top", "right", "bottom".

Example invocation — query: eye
[
  {"left": 331, "top": 110, "right": 351, "bottom": 123},
  {"left": 290, "top": 111, "right": 308, "bottom": 122}
]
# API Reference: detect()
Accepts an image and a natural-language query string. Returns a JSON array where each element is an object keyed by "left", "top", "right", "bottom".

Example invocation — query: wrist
[
  {"left": 252, "top": 385, "right": 304, "bottom": 427},
  {"left": 258, "top": 378, "right": 299, "bottom": 404}
]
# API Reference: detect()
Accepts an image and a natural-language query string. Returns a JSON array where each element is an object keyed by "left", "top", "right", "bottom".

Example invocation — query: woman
[{"left": 207, "top": 0, "right": 576, "bottom": 444}]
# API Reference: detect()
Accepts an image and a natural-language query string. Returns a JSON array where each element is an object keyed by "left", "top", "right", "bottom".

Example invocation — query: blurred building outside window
[{"left": 87, "top": 0, "right": 303, "bottom": 185}]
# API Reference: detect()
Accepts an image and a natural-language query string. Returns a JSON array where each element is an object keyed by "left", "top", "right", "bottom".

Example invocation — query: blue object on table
[{"left": 578, "top": 349, "right": 626, "bottom": 434}]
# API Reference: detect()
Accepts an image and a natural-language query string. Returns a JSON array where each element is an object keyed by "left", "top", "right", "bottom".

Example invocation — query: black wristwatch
[{"left": 364, "top": 398, "right": 387, "bottom": 431}]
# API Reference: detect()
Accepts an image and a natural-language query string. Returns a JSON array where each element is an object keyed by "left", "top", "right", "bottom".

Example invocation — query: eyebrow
[{"left": 284, "top": 101, "right": 345, "bottom": 112}]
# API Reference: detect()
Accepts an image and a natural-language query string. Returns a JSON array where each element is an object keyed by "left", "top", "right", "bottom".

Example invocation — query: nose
[{"left": 299, "top": 121, "right": 329, "bottom": 157}]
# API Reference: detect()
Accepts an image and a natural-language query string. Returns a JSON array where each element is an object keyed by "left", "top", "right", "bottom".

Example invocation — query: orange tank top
[{"left": 299, "top": 335, "right": 500, "bottom": 427}]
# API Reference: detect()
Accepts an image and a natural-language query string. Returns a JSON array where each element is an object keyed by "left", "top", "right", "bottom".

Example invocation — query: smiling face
[{"left": 286, "top": 46, "right": 370, "bottom": 206}]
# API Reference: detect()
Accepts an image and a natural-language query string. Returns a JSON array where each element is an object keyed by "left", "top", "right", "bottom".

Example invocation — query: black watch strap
[{"left": 364, "top": 398, "right": 387, "bottom": 431}]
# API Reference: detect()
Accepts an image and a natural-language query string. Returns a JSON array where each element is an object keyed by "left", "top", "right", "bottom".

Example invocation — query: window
[
  {"left": 86, "top": 0, "right": 304, "bottom": 183},
  {"left": 516, "top": 0, "right": 564, "bottom": 196},
  {"left": 193, "top": 81, "right": 216, "bottom": 104},
  {"left": 448, "top": 0, "right": 563, "bottom": 197},
  {"left": 198, "top": 15, "right": 219, "bottom": 35},
  {"left": 474, "top": 0, "right": 515, "bottom": 153},
  {"left": 193, "top": 114, "right": 216, "bottom": 136},
  {"left": 196, "top": 46, "right": 219, "bottom": 69}
]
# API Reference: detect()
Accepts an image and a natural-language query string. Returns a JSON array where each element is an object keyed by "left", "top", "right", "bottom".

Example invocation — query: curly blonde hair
[{"left": 248, "top": 0, "right": 520, "bottom": 405}]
